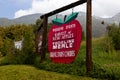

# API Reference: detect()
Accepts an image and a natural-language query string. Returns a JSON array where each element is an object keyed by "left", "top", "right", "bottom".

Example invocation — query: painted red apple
[{"left": 48, "top": 13, "right": 82, "bottom": 63}]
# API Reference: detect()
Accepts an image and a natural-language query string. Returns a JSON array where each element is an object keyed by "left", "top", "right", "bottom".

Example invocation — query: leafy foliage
[
  {"left": 0, "top": 24, "right": 36, "bottom": 65},
  {"left": 22, "top": 25, "right": 36, "bottom": 64},
  {"left": 107, "top": 24, "right": 120, "bottom": 50}
]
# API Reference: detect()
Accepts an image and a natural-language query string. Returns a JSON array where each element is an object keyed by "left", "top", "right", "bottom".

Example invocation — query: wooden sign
[{"left": 48, "top": 13, "right": 82, "bottom": 63}]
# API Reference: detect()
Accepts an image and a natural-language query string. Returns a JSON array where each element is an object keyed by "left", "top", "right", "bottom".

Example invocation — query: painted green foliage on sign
[
  {"left": 52, "top": 12, "right": 79, "bottom": 26},
  {"left": 52, "top": 18, "right": 63, "bottom": 26}
]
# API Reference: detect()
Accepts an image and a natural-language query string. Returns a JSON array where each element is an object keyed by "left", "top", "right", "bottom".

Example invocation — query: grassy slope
[
  {"left": 0, "top": 37, "right": 120, "bottom": 79},
  {"left": 92, "top": 38, "right": 120, "bottom": 79},
  {"left": 0, "top": 65, "right": 97, "bottom": 80},
  {"left": 92, "top": 37, "right": 120, "bottom": 65}
]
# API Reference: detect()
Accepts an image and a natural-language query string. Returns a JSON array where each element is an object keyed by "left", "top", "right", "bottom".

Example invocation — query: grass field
[
  {"left": 33, "top": 37, "right": 120, "bottom": 80},
  {"left": 0, "top": 65, "right": 97, "bottom": 80},
  {"left": 0, "top": 37, "right": 120, "bottom": 80}
]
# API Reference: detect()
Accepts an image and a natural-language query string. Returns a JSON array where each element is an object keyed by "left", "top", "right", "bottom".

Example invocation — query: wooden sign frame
[{"left": 36, "top": 0, "right": 92, "bottom": 74}]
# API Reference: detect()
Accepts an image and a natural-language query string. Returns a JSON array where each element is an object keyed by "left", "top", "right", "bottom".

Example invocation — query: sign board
[
  {"left": 14, "top": 40, "right": 23, "bottom": 50},
  {"left": 48, "top": 13, "right": 82, "bottom": 63}
]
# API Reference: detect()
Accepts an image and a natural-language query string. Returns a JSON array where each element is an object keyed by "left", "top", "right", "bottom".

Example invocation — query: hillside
[
  {"left": 0, "top": 12, "right": 120, "bottom": 37},
  {"left": 0, "top": 18, "right": 14, "bottom": 26},
  {"left": 102, "top": 12, "right": 120, "bottom": 24},
  {"left": 0, "top": 65, "right": 97, "bottom": 80}
]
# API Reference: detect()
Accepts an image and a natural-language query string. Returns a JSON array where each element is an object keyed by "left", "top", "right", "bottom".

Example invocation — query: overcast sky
[{"left": 0, "top": 0, "right": 120, "bottom": 19}]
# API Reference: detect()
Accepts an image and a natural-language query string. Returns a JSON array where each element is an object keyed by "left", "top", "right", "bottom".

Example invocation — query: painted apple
[{"left": 48, "top": 13, "right": 82, "bottom": 63}]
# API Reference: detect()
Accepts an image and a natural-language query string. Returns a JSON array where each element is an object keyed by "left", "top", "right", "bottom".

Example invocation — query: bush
[
  {"left": 0, "top": 25, "right": 36, "bottom": 65},
  {"left": 34, "top": 52, "right": 87, "bottom": 76},
  {"left": 100, "top": 37, "right": 114, "bottom": 53},
  {"left": 0, "top": 38, "right": 13, "bottom": 56},
  {"left": 0, "top": 51, "right": 22, "bottom": 65},
  {"left": 108, "top": 24, "right": 120, "bottom": 50},
  {"left": 0, "top": 49, "right": 36, "bottom": 65}
]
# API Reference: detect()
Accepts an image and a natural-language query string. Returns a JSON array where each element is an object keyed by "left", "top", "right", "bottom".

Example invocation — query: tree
[{"left": 21, "top": 26, "right": 35, "bottom": 64}]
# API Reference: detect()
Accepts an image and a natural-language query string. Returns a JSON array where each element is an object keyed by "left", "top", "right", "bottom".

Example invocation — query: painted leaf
[
  {"left": 52, "top": 18, "right": 63, "bottom": 26},
  {"left": 65, "top": 12, "right": 79, "bottom": 23}
]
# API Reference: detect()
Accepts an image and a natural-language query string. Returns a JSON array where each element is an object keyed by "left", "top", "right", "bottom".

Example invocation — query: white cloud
[
  {"left": 14, "top": 9, "right": 31, "bottom": 18},
  {"left": 92, "top": 0, "right": 120, "bottom": 18},
  {"left": 14, "top": 0, "right": 120, "bottom": 18},
  {"left": 14, "top": 0, "right": 86, "bottom": 18}
]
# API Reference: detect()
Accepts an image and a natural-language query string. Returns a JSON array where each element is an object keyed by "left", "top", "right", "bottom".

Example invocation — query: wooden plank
[
  {"left": 40, "top": 0, "right": 87, "bottom": 19},
  {"left": 37, "top": 22, "right": 43, "bottom": 32}
]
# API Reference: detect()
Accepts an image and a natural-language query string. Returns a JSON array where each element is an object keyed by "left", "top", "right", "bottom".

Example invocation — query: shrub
[
  {"left": 0, "top": 49, "right": 36, "bottom": 65},
  {"left": 100, "top": 37, "right": 114, "bottom": 53},
  {"left": 0, "top": 25, "right": 36, "bottom": 65},
  {"left": 108, "top": 24, "right": 120, "bottom": 50}
]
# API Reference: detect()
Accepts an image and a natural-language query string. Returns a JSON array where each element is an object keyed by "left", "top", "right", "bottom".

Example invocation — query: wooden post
[
  {"left": 86, "top": 0, "right": 92, "bottom": 74},
  {"left": 40, "top": 16, "right": 48, "bottom": 62},
  {"left": 35, "top": 21, "right": 43, "bottom": 54},
  {"left": 35, "top": 32, "right": 42, "bottom": 54},
  {"left": 35, "top": 32, "right": 39, "bottom": 54}
]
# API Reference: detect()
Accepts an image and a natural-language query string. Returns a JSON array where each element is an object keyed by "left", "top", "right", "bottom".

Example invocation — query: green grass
[
  {"left": 0, "top": 65, "right": 97, "bottom": 80},
  {"left": 0, "top": 37, "right": 120, "bottom": 80},
  {"left": 33, "top": 37, "right": 120, "bottom": 80},
  {"left": 91, "top": 37, "right": 120, "bottom": 79}
]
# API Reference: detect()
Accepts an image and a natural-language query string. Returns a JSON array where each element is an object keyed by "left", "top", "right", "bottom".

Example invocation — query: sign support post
[
  {"left": 40, "top": 16, "right": 48, "bottom": 62},
  {"left": 38, "top": 0, "right": 92, "bottom": 73},
  {"left": 86, "top": 0, "right": 92, "bottom": 74}
]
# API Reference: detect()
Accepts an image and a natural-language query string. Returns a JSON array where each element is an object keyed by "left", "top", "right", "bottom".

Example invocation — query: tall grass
[
  {"left": 0, "top": 37, "right": 120, "bottom": 80},
  {"left": 34, "top": 37, "right": 120, "bottom": 80}
]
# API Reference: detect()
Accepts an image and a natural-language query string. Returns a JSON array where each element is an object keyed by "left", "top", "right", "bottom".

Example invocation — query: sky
[{"left": 0, "top": 0, "right": 120, "bottom": 19}]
